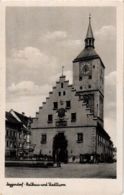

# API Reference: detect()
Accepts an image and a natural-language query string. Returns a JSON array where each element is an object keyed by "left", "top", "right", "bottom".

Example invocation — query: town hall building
[{"left": 31, "top": 16, "right": 113, "bottom": 163}]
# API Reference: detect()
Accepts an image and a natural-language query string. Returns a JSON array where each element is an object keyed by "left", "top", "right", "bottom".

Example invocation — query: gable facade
[{"left": 31, "top": 17, "right": 114, "bottom": 163}]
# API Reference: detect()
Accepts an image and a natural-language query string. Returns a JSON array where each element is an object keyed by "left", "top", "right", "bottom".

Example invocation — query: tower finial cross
[{"left": 62, "top": 66, "right": 64, "bottom": 76}]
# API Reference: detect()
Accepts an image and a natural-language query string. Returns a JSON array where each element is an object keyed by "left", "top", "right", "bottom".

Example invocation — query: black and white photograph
[
  {"left": 0, "top": 0, "right": 123, "bottom": 194},
  {"left": 5, "top": 6, "right": 118, "bottom": 179}
]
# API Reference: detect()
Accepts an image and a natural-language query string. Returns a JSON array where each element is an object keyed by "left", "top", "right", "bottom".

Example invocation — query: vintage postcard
[{"left": 0, "top": 0, "right": 123, "bottom": 195}]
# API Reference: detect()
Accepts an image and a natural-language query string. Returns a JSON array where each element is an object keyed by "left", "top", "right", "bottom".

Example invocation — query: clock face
[
  {"left": 80, "top": 62, "right": 91, "bottom": 76},
  {"left": 83, "top": 65, "right": 90, "bottom": 74}
]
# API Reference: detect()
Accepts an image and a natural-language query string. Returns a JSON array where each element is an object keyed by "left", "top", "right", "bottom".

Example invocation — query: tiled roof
[
  {"left": 6, "top": 110, "right": 32, "bottom": 129},
  {"left": 6, "top": 111, "right": 20, "bottom": 125},
  {"left": 73, "top": 47, "right": 99, "bottom": 63},
  {"left": 14, "top": 111, "right": 29, "bottom": 126}
]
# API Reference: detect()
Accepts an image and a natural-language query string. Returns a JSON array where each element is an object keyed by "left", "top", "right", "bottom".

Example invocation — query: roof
[
  {"left": 13, "top": 111, "right": 29, "bottom": 127},
  {"left": 73, "top": 47, "right": 99, "bottom": 63},
  {"left": 97, "top": 123, "right": 110, "bottom": 140},
  {"left": 86, "top": 17, "right": 94, "bottom": 39},
  {"left": 6, "top": 110, "right": 32, "bottom": 132},
  {"left": 6, "top": 111, "right": 20, "bottom": 125},
  {"left": 73, "top": 16, "right": 104, "bottom": 63}
]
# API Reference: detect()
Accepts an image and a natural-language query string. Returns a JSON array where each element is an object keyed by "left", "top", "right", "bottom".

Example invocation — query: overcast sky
[{"left": 6, "top": 7, "right": 116, "bottom": 145}]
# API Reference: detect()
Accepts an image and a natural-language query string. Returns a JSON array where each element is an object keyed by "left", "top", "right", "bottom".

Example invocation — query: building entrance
[{"left": 53, "top": 132, "right": 68, "bottom": 163}]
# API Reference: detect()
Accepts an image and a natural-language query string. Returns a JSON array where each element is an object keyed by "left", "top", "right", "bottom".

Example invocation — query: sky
[{"left": 6, "top": 7, "right": 116, "bottom": 145}]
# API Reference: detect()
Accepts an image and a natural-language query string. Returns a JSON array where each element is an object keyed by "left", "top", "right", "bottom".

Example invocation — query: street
[{"left": 5, "top": 162, "right": 116, "bottom": 178}]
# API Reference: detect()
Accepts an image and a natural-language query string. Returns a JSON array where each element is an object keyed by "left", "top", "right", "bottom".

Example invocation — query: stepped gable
[{"left": 32, "top": 74, "right": 96, "bottom": 127}]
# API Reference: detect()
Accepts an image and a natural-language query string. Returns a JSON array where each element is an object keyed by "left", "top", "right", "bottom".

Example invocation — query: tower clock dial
[
  {"left": 83, "top": 64, "right": 90, "bottom": 75},
  {"left": 80, "top": 62, "right": 91, "bottom": 75}
]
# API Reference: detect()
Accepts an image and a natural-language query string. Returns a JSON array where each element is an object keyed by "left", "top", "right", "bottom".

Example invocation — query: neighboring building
[
  {"left": 113, "top": 147, "right": 117, "bottom": 161},
  {"left": 31, "top": 17, "right": 114, "bottom": 163},
  {"left": 5, "top": 109, "right": 33, "bottom": 159}
]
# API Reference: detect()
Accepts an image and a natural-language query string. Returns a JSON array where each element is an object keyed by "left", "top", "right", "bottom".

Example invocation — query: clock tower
[{"left": 73, "top": 15, "right": 105, "bottom": 126}]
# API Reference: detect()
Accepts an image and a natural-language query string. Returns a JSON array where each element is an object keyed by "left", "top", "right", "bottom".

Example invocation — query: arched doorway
[{"left": 53, "top": 133, "right": 68, "bottom": 163}]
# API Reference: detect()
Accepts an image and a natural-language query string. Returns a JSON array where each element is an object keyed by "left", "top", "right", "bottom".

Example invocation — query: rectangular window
[
  {"left": 58, "top": 92, "right": 61, "bottom": 96},
  {"left": 77, "top": 133, "right": 83, "bottom": 143},
  {"left": 89, "top": 75, "right": 92, "bottom": 79},
  {"left": 10, "top": 141, "right": 13, "bottom": 148},
  {"left": 10, "top": 130, "right": 12, "bottom": 137},
  {"left": 48, "top": 114, "right": 53, "bottom": 123},
  {"left": 6, "top": 141, "right": 9, "bottom": 147},
  {"left": 66, "top": 101, "right": 71, "bottom": 109},
  {"left": 79, "top": 76, "right": 82, "bottom": 81},
  {"left": 14, "top": 131, "right": 16, "bottom": 138},
  {"left": 53, "top": 102, "right": 58, "bottom": 110},
  {"left": 19, "top": 133, "right": 21, "bottom": 139},
  {"left": 61, "top": 83, "right": 63, "bottom": 88},
  {"left": 71, "top": 113, "right": 76, "bottom": 122},
  {"left": 41, "top": 134, "right": 47, "bottom": 144},
  {"left": 63, "top": 91, "right": 66, "bottom": 96}
]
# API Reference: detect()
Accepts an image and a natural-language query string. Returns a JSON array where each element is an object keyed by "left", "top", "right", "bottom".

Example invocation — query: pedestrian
[{"left": 56, "top": 148, "right": 61, "bottom": 167}]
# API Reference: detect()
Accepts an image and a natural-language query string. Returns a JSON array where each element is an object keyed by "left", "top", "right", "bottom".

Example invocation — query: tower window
[
  {"left": 66, "top": 101, "right": 71, "bottom": 109},
  {"left": 88, "top": 85, "right": 91, "bottom": 88},
  {"left": 71, "top": 113, "right": 76, "bottom": 122},
  {"left": 63, "top": 91, "right": 66, "bottom": 96},
  {"left": 79, "top": 76, "right": 82, "bottom": 81},
  {"left": 58, "top": 92, "right": 61, "bottom": 96},
  {"left": 93, "top": 65, "right": 95, "bottom": 68},
  {"left": 77, "top": 133, "right": 83, "bottom": 143},
  {"left": 41, "top": 134, "right": 47, "bottom": 144},
  {"left": 80, "top": 86, "right": 82, "bottom": 90},
  {"left": 89, "top": 39, "right": 91, "bottom": 45},
  {"left": 53, "top": 102, "right": 58, "bottom": 110},
  {"left": 61, "top": 83, "right": 63, "bottom": 88},
  {"left": 48, "top": 114, "right": 53, "bottom": 123},
  {"left": 89, "top": 75, "right": 92, "bottom": 79}
]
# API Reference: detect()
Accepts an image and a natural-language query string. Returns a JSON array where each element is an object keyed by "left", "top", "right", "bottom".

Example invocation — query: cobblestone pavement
[{"left": 5, "top": 162, "right": 116, "bottom": 178}]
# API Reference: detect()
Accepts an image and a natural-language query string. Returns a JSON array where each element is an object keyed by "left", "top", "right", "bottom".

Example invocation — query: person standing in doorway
[{"left": 55, "top": 148, "right": 61, "bottom": 167}]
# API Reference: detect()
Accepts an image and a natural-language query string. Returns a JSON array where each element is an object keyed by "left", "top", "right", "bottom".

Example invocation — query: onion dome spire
[{"left": 85, "top": 14, "right": 95, "bottom": 48}]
